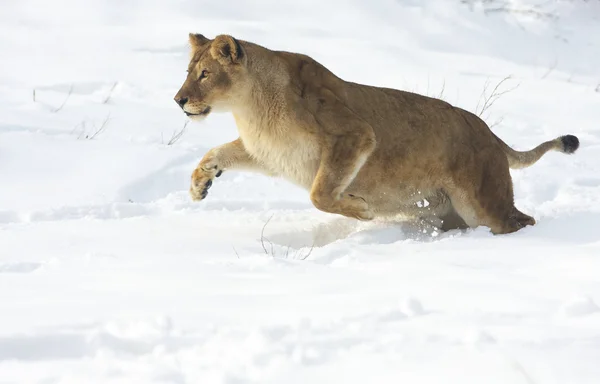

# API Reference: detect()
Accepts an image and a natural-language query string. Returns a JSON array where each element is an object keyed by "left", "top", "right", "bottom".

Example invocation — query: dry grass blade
[
  {"left": 77, "top": 122, "right": 87, "bottom": 140},
  {"left": 541, "top": 57, "right": 558, "bottom": 80},
  {"left": 437, "top": 79, "right": 446, "bottom": 100},
  {"left": 257, "top": 213, "right": 316, "bottom": 260},
  {"left": 167, "top": 121, "right": 189, "bottom": 145},
  {"left": 260, "top": 214, "right": 275, "bottom": 256},
  {"left": 52, "top": 85, "right": 73, "bottom": 113},
  {"left": 88, "top": 113, "right": 111, "bottom": 140},
  {"left": 103, "top": 82, "right": 118, "bottom": 104},
  {"left": 476, "top": 75, "right": 519, "bottom": 119},
  {"left": 298, "top": 243, "right": 315, "bottom": 261},
  {"left": 489, "top": 116, "right": 504, "bottom": 129}
]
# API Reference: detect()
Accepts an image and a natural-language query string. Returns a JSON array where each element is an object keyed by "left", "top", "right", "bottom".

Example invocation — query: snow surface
[{"left": 1, "top": 0, "right": 600, "bottom": 382}]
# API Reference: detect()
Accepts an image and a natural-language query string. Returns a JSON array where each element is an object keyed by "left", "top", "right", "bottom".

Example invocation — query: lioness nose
[{"left": 175, "top": 97, "right": 188, "bottom": 108}]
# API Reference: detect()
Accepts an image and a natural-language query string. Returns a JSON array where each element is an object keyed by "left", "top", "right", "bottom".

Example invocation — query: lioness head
[{"left": 174, "top": 34, "right": 247, "bottom": 120}]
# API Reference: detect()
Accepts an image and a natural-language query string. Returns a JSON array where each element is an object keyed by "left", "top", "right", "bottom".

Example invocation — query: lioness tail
[{"left": 495, "top": 134, "right": 579, "bottom": 169}]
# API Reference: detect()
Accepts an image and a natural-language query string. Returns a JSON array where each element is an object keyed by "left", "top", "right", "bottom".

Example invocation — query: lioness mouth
[{"left": 185, "top": 106, "right": 211, "bottom": 117}]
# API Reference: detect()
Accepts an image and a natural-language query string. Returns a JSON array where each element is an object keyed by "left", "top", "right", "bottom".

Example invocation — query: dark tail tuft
[{"left": 560, "top": 135, "right": 580, "bottom": 154}]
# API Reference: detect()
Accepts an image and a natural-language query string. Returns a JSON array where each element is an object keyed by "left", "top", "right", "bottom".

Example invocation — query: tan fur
[{"left": 174, "top": 34, "right": 579, "bottom": 234}]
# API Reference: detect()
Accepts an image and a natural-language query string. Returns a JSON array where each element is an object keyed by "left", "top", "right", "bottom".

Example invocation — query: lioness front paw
[{"left": 190, "top": 161, "right": 222, "bottom": 201}]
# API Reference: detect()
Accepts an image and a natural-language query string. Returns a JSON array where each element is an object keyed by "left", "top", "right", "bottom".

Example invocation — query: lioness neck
[{"left": 231, "top": 43, "right": 291, "bottom": 132}]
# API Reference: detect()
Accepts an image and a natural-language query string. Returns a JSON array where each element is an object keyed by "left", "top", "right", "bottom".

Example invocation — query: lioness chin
[{"left": 174, "top": 33, "right": 579, "bottom": 235}]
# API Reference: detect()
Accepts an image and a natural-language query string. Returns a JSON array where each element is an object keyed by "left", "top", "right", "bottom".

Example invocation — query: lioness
[{"left": 174, "top": 33, "right": 579, "bottom": 234}]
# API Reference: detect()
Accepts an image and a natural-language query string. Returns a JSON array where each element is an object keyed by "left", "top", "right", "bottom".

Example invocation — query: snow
[{"left": 1, "top": 0, "right": 600, "bottom": 382}]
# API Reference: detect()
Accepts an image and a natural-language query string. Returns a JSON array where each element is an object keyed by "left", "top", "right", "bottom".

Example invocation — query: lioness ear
[
  {"left": 188, "top": 33, "right": 209, "bottom": 49},
  {"left": 211, "top": 35, "right": 244, "bottom": 65}
]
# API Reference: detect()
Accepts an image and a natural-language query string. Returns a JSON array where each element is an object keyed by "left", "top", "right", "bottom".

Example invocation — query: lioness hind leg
[
  {"left": 447, "top": 187, "right": 518, "bottom": 235},
  {"left": 511, "top": 208, "right": 536, "bottom": 227},
  {"left": 412, "top": 190, "right": 468, "bottom": 231},
  {"left": 446, "top": 154, "right": 534, "bottom": 235},
  {"left": 310, "top": 133, "right": 376, "bottom": 221},
  {"left": 438, "top": 207, "right": 469, "bottom": 231}
]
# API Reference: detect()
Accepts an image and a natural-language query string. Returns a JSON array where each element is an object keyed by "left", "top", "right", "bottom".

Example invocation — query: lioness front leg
[
  {"left": 309, "top": 131, "right": 376, "bottom": 220},
  {"left": 190, "top": 138, "right": 265, "bottom": 201}
]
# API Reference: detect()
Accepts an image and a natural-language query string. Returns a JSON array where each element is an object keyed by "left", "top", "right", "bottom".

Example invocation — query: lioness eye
[{"left": 199, "top": 69, "right": 209, "bottom": 80}]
